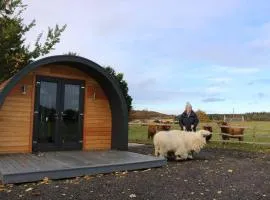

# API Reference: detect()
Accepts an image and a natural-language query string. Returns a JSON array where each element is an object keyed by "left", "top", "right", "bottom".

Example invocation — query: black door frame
[{"left": 32, "top": 75, "right": 85, "bottom": 152}]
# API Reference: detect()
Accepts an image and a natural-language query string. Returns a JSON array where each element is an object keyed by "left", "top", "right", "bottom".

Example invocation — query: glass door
[
  {"left": 33, "top": 76, "right": 84, "bottom": 152},
  {"left": 59, "top": 80, "right": 84, "bottom": 150},
  {"left": 33, "top": 77, "right": 61, "bottom": 151}
]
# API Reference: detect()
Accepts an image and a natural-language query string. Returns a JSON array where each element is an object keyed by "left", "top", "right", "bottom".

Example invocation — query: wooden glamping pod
[{"left": 0, "top": 55, "right": 128, "bottom": 153}]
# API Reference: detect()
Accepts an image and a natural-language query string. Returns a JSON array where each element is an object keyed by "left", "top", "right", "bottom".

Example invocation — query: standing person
[{"left": 179, "top": 102, "right": 199, "bottom": 132}]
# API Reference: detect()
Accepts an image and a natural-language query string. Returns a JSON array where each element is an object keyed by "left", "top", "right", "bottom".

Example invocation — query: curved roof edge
[{"left": 0, "top": 55, "right": 124, "bottom": 108}]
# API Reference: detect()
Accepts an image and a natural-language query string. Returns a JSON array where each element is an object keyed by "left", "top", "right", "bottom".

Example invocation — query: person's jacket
[{"left": 179, "top": 110, "right": 199, "bottom": 132}]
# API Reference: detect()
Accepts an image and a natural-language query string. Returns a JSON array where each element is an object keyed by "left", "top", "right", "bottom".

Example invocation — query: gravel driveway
[{"left": 0, "top": 145, "right": 269, "bottom": 200}]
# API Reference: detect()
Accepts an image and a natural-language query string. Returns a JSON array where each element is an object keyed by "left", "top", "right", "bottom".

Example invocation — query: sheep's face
[{"left": 197, "top": 130, "right": 212, "bottom": 138}]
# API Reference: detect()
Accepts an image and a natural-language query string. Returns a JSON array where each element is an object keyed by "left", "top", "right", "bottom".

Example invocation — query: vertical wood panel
[{"left": 0, "top": 74, "right": 34, "bottom": 153}]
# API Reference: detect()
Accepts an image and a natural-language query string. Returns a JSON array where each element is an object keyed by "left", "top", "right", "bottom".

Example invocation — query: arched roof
[{"left": 0, "top": 55, "right": 128, "bottom": 150}]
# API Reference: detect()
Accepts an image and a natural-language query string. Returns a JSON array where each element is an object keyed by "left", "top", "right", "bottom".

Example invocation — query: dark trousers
[{"left": 180, "top": 126, "right": 196, "bottom": 132}]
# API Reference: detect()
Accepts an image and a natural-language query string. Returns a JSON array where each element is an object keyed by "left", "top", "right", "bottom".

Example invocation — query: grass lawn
[{"left": 128, "top": 121, "right": 270, "bottom": 153}]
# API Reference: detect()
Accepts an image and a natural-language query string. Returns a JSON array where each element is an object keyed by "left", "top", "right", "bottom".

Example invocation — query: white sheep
[{"left": 153, "top": 129, "right": 211, "bottom": 160}]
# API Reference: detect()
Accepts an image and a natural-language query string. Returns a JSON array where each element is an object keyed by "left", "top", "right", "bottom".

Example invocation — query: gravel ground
[{"left": 0, "top": 145, "right": 269, "bottom": 200}]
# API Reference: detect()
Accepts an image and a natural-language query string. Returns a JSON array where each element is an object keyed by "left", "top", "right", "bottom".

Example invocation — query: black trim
[{"left": 0, "top": 55, "right": 128, "bottom": 151}]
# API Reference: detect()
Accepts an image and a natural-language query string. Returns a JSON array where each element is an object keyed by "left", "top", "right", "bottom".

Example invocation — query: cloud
[
  {"left": 249, "top": 39, "right": 270, "bottom": 49},
  {"left": 207, "top": 77, "right": 232, "bottom": 87},
  {"left": 205, "top": 86, "right": 225, "bottom": 95},
  {"left": 131, "top": 88, "right": 202, "bottom": 104},
  {"left": 257, "top": 92, "right": 266, "bottom": 99},
  {"left": 207, "top": 77, "right": 231, "bottom": 83},
  {"left": 248, "top": 22, "right": 270, "bottom": 49},
  {"left": 212, "top": 66, "right": 260, "bottom": 74},
  {"left": 248, "top": 78, "right": 270, "bottom": 85},
  {"left": 202, "top": 97, "right": 226, "bottom": 103}
]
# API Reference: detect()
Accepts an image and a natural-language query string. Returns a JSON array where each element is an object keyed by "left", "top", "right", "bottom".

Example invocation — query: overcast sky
[{"left": 23, "top": 0, "right": 270, "bottom": 114}]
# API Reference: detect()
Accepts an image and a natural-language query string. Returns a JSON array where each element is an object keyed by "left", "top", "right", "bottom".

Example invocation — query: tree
[
  {"left": 196, "top": 110, "right": 210, "bottom": 122},
  {"left": 65, "top": 52, "right": 79, "bottom": 56},
  {"left": 0, "top": 0, "right": 66, "bottom": 82},
  {"left": 105, "top": 66, "right": 133, "bottom": 113}
]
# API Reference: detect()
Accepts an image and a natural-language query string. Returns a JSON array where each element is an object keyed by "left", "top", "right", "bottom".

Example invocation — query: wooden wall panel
[
  {"left": 0, "top": 64, "right": 112, "bottom": 153},
  {"left": 0, "top": 74, "right": 34, "bottom": 153}
]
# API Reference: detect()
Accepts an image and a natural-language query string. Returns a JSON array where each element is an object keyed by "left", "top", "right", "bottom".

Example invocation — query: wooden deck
[{"left": 0, "top": 151, "right": 166, "bottom": 184}]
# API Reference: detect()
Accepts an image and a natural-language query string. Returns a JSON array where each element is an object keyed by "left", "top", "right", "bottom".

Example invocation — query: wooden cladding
[
  {"left": 0, "top": 75, "right": 33, "bottom": 153},
  {"left": 0, "top": 64, "right": 112, "bottom": 153},
  {"left": 87, "top": 86, "right": 107, "bottom": 100}
]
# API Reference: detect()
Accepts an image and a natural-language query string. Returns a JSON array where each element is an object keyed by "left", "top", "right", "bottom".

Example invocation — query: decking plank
[{"left": 0, "top": 151, "right": 166, "bottom": 184}]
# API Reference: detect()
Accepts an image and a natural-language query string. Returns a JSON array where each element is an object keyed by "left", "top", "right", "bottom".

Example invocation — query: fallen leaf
[
  {"left": 31, "top": 191, "right": 41, "bottom": 196},
  {"left": 43, "top": 177, "right": 49, "bottom": 182},
  {"left": 217, "top": 191, "right": 222, "bottom": 194},
  {"left": 142, "top": 169, "right": 151, "bottom": 172},
  {"left": 228, "top": 169, "right": 233, "bottom": 173},
  {"left": 25, "top": 188, "right": 33, "bottom": 192},
  {"left": 84, "top": 175, "right": 92, "bottom": 180}
]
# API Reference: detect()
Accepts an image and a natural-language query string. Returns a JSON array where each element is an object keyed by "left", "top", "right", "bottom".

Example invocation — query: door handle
[{"left": 60, "top": 112, "right": 67, "bottom": 121}]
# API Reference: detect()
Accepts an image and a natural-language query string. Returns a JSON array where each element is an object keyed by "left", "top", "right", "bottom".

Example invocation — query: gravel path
[{"left": 0, "top": 145, "right": 269, "bottom": 200}]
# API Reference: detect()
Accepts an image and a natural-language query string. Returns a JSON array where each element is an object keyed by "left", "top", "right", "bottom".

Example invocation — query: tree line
[{"left": 208, "top": 112, "right": 270, "bottom": 121}]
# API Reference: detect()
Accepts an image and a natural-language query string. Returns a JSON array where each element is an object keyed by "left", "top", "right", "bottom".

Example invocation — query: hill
[{"left": 130, "top": 110, "right": 175, "bottom": 120}]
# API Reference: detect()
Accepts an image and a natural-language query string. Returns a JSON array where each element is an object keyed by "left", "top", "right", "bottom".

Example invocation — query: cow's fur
[
  {"left": 218, "top": 122, "right": 245, "bottom": 141},
  {"left": 148, "top": 121, "right": 171, "bottom": 139}
]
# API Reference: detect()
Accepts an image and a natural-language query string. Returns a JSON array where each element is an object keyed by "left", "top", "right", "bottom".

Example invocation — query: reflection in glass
[
  {"left": 39, "top": 81, "right": 57, "bottom": 143},
  {"left": 62, "top": 84, "right": 80, "bottom": 143}
]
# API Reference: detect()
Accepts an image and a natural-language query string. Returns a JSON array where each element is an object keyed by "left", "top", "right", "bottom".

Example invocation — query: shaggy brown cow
[
  {"left": 202, "top": 125, "right": 213, "bottom": 141},
  {"left": 147, "top": 121, "right": 171, "bottom": 139},
  {"left": 218, "top": 122, "right": 245, "bottom": 141}
]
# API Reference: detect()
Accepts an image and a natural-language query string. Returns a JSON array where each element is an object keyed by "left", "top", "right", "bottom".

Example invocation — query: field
[{"left": 129, "top": 121, "right": 270, "bottom": 152}]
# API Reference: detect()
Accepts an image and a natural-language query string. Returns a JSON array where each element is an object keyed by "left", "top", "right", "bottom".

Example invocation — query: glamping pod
[{"left": 0, "top": 55, "right": 128, "bottom": 153}]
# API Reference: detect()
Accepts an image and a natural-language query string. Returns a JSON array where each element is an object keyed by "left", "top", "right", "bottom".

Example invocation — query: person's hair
[{"left": 185, "top": 102, "right": 192, "bottom": 109}]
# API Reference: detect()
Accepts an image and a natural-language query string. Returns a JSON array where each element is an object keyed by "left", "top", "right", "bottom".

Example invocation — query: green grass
[{"left": 128, "top": 121, "right": 270, "bottom": 153}]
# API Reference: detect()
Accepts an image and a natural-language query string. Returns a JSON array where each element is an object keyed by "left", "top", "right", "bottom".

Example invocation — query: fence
[{"left": 128, "top": 122, "right": 270, "bottom": 146}]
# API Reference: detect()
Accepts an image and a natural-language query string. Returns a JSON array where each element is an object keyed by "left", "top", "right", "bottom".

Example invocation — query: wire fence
[{"left": 128, "top": 122, "right": 270, "bottom": 146}]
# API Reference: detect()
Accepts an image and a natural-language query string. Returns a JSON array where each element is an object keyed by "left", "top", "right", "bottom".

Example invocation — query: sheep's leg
[
  {"left": 187, "top": 152, "right": 193, "bottom": 159},
  {"left": 181, "top": 152, "right": 189, "bottom": 160},
  {"left": 154, "top": 147, "right": 160, "bottom": 157},
  {"left": 159, "top": 149, "right": 167, "bottom": 158},
  {"left": 175, "top": 149, "right": 189, "bottom": 160}
]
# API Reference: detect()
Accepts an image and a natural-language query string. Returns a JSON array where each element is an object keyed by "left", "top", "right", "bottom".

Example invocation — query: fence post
[{"left": 252, "top": 125, "right": 256, "bottom": 143}]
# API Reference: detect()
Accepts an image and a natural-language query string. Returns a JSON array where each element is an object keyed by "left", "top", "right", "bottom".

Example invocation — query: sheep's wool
[{"left": 153, "top": 130, "right": 210, "bottom": 160}]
